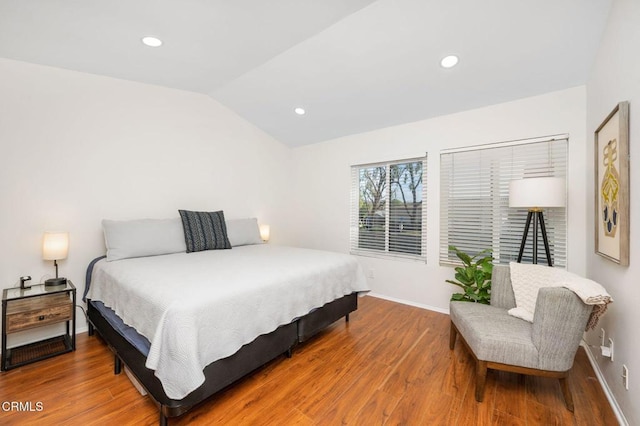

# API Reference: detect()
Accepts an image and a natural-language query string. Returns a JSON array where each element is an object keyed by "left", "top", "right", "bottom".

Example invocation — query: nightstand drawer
[{"left": 6, "top": 295, "right": 73, "bottom": 333}]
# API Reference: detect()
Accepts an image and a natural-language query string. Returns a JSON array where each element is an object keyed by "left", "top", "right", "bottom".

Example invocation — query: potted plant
[{"left": 446, "top": 245, "right": 493, "bottom": 304}]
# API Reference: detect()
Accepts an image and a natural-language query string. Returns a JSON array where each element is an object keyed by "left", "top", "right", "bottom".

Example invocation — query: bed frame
[{"left": 87, "top": 292, "right": 358, "bottom": 425}]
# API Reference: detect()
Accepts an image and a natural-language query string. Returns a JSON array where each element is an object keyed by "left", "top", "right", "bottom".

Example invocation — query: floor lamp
[{"left": 509, "top": 177, "right": 565, "bottom": 266}]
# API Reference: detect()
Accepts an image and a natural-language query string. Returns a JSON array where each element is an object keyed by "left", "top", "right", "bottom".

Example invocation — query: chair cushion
[{"left": 450, "top": 301, "right": 539, "bottom": 369}]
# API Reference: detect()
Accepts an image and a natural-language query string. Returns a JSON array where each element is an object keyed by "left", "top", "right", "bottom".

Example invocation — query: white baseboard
[
  {"left": 580, "top": 341, "right": 628, "bottom": 426},
  {"left": 366, "top": 292, "right": 449, "bottom": 315}
]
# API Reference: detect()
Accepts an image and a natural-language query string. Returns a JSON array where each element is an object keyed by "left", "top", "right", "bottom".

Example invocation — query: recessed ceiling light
[
  {"left": 141, "top": 36, "right": 163, "bottom": 47},
  {"left": 440, "top": 55, "right": 459, "bottom": 68},
  {"left": 294, "top": 107, "right": 306, "bottom": 115}
]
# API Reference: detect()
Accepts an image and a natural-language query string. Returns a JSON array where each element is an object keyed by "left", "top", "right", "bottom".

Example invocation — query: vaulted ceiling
[{"left": 0, "top": 0, "right": 612, "bottom": 146}]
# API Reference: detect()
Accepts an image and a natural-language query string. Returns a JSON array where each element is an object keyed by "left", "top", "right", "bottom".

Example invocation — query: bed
[{"left": 84, "top": 215, "right": 369, "bottom": 425}]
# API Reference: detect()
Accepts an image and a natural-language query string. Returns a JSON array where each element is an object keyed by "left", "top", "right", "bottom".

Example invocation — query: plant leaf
[
  {"left": 445, "top": 246, "right": 493, "bottom": 304},
  {"left": 445, "top": 279, "right": 466, "bottom": 289}
]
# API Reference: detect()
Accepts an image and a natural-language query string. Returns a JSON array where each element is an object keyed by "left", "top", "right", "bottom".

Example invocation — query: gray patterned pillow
[{"left": 179, "top": 210, "right": 232, "bottom": 252}]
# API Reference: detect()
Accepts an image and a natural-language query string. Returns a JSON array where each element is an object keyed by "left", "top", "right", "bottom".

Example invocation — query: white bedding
[{"left": 87, "top": 244, "right": 369, "bottom": 399}]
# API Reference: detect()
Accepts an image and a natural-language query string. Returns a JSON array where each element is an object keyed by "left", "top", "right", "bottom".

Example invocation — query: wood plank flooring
[{"left": 0, "top": 296, "right": 618, "bottom": 425}]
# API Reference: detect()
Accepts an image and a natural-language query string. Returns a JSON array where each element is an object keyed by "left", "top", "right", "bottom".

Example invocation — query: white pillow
[
  {"left": 102, "top": 218, "right": 187, "bottom": 261},
  {"left": 225, "top": 218, "right": 263, "bottom": 247}
]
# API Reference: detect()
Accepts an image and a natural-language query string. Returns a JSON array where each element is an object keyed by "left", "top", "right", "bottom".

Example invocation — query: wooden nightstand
[{"left": 2, "top": 281, "right": 76, "bottom": 371}]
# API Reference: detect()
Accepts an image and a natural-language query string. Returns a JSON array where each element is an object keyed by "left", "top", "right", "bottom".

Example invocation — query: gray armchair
[{"left": 449, "top": 264, "right": 592, "bottom": 411}]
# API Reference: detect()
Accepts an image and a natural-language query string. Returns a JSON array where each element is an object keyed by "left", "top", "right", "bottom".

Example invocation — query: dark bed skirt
[
  {"left": 87, "top": 292, "right": 358, "bottom": 424},
  {"left": 297, "top": 292, "right": 358, "bottom": 342}
]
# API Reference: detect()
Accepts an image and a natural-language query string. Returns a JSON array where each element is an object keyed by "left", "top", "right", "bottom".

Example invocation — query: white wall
[
  {"left": 290, "top": 86, "right": 588, "bottom": 312},
  {"left": 0, "top": 58, "right": 293, "bottom": 344},
  {"left": 585, "top": 0, "right": 640, "bottom": 423}
]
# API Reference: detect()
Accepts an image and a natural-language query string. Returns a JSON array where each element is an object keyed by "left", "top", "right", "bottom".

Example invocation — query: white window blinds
[
  {"left": 350, "top": 157, "right": 427, "bottom": 261},
  {"left": 440, "top": 136, "right": 568, "bottom": 266}
]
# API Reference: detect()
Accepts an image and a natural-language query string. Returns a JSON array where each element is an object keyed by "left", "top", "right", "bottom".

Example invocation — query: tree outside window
[{"left": 354, "top": 158, "right": 425, "bottom": 259}]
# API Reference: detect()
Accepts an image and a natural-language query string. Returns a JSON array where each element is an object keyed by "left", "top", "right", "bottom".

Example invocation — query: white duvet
[{"left": 87, "top": 244, "right": 369, "bottom": 399}]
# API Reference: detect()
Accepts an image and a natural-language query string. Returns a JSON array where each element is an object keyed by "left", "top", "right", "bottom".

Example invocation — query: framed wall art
[{"left": 594, "top": 101, "right": 630, "bottom": 265}]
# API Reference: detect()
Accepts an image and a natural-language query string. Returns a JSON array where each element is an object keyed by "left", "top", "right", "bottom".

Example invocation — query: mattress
[
  {"left": 91, "top": 300, "right": 151, "bottom": 355},
  {"left": 86, "top": 244, "right": 369, "bottom": 399}
]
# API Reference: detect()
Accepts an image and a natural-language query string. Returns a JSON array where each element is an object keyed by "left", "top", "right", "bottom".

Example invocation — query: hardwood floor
[{"left": 0, "top": 296, "right": 618, "bottom": 425}]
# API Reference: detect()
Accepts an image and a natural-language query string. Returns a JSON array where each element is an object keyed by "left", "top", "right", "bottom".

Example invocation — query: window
[
  {"left": 440, "top": 136, "right": 567, "bottom": 266},
  {"left": 350, "top": 157, "right": 427, "bottom": 261}
]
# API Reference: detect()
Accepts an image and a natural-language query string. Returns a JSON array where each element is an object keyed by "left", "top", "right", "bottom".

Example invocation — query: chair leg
[
  {"left": 449, "top": 322, "right": 457, "bottom": 350},
  {"left": 559, "top": 377, "right": 575, "bottom": 412},
  {"left": 475, "top": 360, "right": 488, "bottom": 402}
]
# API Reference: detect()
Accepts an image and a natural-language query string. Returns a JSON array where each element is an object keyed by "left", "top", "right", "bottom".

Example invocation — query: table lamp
[
  {"left": 259, "top": 224, "right": 270, "bottom": 242},
  {"left": 43, "top": 231, "right": 69, "bottom": 286}
]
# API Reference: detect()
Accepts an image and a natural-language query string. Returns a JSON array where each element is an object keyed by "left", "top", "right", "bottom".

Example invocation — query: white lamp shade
[
  {"left": 509, "top": 177, "right": 566, "bottom": 208},
  {"left": 259, "top": 224, "right": 270, "bottom": 242},
  {"left": 43, "top": 232, "right": 69, "bottom": 260}
]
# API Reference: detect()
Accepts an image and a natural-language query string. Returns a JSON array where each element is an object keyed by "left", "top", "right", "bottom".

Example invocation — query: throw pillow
[{"left": 179, "top": 210, "right": 232, "bottom": 252}]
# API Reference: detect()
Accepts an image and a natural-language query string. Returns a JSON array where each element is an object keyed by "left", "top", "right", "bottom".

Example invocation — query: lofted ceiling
[{"left": 0, "top": 0, "right": 612, "bottom": 147}]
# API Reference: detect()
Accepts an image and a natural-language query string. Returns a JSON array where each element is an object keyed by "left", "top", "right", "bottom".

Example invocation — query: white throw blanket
[{"left": 508, "top": 262, "right": 612, "bottom": 329}]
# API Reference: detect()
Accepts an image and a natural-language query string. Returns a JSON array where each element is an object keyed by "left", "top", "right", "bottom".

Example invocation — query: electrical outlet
[
  {"left": 622, "top": 365, "right": 629, "bottom": 390},
  {"left": 366, "top": 269, "right": 374, "bottom": 279},
  {"left": 608, "top": 338, "right": 614, "bottom": 362}
]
